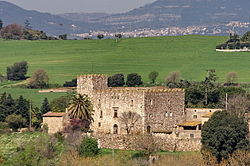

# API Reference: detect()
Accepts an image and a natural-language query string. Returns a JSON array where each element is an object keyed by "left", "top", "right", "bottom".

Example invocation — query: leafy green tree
[
  {"left": 51, "top": 95, "right": 71, "bottom": 112},
  {"left": 5, "top": 114, "right": 26, "bottom": 131},
  {"left": 78, "top": 137, "right": 99, "bottom": 157},
  {"left": 40, "top": 98, "right": 51, "bottom": 114},
  {"left": 59, "top": 34, "right": 67, "bottom": 40},
  {"left": 126, "top": 73, "right": 143, "bottom": 87},
  {"left": 28, "top": 69, "right": 49, "bottom": 88},
  {"left": 108, "top": 73, "right": 125, "bottom": 87},
  {"left": 63, "top": 78, "right": 77, "bottom": 87},
  {"left": 148, "top": 71, "right": 159, "bottom": 84},
  {"left": 6, "top": 61, "right": 28, "bottom": 81},
  {"left": 67, "top": 94, "right": 94, "bottom": 123},
  {"left": 201, "top": 111, "right": 249, "bottom": 162}
]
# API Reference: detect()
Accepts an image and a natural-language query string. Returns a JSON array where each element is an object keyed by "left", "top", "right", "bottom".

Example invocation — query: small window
[
  {"left": 98, "top": 122, "right": 101, "bottom": 127},
  {"left": 165, "top": 112, "right": 168, "bottom": 117},
  {"left": 150, "top": 100, "right": 153, "bottom": 105},
  {"left": 113, "top": 124, "right": 118, "bottom": 134},
  {"left": 193, "top": 115, "right": 197, "bottom": 119},
  {"left": 131, "top": 100, "right": 134, "bottom": 107},
  {"left": 190, "top": 134, "right": 194, "bottom": 138},
  {"left": 169, "top": 112, "right": 173, "bottom": 117},
  {"left": 194, "top": 110, "right": 197, "bottom": 112},
  {"left": 114, "top": 110, "right": 118, "bottom": 118},
  {"left": 209, "top": 110, "right": 212, "bottom": 112},
  {"left": 100, "top": 111, "right": 103, "bottom": 118}
]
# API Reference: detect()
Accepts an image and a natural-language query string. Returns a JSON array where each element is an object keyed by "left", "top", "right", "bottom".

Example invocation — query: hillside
[
  {"left": 0, "top": 1, "right": 97, "bottom": 35},
  {"left": 1, "top": 1, "right": 250, "bottom": 35}
]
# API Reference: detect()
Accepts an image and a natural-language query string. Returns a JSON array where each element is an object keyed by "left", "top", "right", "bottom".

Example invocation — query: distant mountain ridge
[{"left": 0, "top": 0, "right": 250, "bottom": 36}]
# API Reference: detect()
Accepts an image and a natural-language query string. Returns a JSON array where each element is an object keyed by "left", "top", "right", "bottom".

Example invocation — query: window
[
  {"left": 147, "top": 126, "right": 151, "bottom": 134},
  {"left": 130, "top": 100, "right": 134, "bottom": 107},
  {"left": 150, "top": 100, "right": 153, "bottom": 105},
  {"left": 193, "top": 115, "right": 197, "bottom": 119},
  {"left": 190, "top": 134, "right": 194, "bottom": 138},
  {"left": 165, "top": 112, "right": 168, "bottom": 117},
  {"left": 113, "top": 124, "right": 118, "bottom": 134},
  {"left": 100, "top": 111, "right": 103, "bottom": 118},
  {"left": 169, "top": 112, "right": 173, "bottom": 117},
  {"left": 114, "top": 110, "right": 118, "bottom": 118},
  {"left": 194, "top": 110, "right": 197, "bottom": 112},
  {"left": 98, "top": 122, "right": 101, "bottom": 127}
]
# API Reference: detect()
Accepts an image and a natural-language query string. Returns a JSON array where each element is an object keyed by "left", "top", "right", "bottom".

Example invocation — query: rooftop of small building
[
  {"left": 42, "top": 112, "right": 66, "bottom": 117},
  {"left": 201, "top": 112, "right": 214, "bottom": 118},
  {"left": 178, "top": 121, "right": 202, "bottom": 127}
]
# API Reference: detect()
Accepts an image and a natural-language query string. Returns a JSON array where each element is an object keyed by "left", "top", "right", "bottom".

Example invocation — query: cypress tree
[
  {"left": 40, "top": 98, "right": 51, "bottom": 114},
  {"left": 15, "top": 96, "right": 29, "bottom": 121}
]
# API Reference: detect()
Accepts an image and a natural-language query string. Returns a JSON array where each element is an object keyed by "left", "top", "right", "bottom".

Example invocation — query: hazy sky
[{"left": 4, "top": 0, "right": 156, "bottom": 14}]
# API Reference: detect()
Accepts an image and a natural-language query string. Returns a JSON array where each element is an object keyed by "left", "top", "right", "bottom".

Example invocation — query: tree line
[{"left": 0, "top": 19, "right": 67, "bottom": 40}]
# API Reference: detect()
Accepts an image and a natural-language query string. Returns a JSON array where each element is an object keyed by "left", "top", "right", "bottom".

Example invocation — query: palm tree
[{"left": 67, "top": 94, "right": 94, "bottom": 124}]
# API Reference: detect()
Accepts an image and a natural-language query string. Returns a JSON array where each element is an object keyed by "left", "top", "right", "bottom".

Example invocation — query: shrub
[
  {"left": 126, "top": 73, "right": 143, "bottom": 87},
  {"left": 78, "top": 137, "right": 99, "bottom": 157},
  {"left": 63, "top": 78, "right": 77, "bottom": 87},
  {"left": 28, "top": 69, "right": 49, "bottom": 88},
  {"left": 108, "top": 73, "right": 125, "bottom": 87},
  {"left": 6, "top": 61, "right": 28, "bottom": 81},
  {"left": 5, "top": 114, "right": 26, "bottom": 132},
  {"left": 148, "top": 71, "right": 159, "bottom": 84}
]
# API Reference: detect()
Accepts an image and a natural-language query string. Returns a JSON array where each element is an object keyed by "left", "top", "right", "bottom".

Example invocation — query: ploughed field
[{"left": 0, "top": 35, "right": 249, "bottom": 106}]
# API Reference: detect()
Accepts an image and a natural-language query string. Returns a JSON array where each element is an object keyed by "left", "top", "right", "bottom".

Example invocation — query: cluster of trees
[
  {"left": 0, "top": 93, "right": 51, "bottom": 131},
  {"left": 0, "top": 19, "right": 67, "bottom": 40},
  {"left": 108, "top": 73, "right": 143, "bottom": 87},
  {"left": 216, "top": 31, "right": 250, "bottom": 49},
  {"left": 5, "top": 61, "right": 49, "bottom": 88}
]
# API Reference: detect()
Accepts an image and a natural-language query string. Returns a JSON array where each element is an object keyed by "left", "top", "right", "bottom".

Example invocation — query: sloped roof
[
  {"left": 42, "top": 112, "right": 66, "bottom": 117},
  {"left": 201, "top": 112, "right": 214, "bottom": 118},
  {"left": 178, "top": 121, "right": 201, "bottom": 127}
]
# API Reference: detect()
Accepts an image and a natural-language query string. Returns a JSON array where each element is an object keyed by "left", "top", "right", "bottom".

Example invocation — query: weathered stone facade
[
  {"left": 42, "top": 112, "right": 69, "bottom": 134},
  {"left": 77, "top": 74, "right": 185, "bottom": 135}
]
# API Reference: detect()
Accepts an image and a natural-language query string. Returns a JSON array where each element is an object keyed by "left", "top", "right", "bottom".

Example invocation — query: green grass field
[{"left": 0, "top": 35, "right": 250, "bottom": 106}]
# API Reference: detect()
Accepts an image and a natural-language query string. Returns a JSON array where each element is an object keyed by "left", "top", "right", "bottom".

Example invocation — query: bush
[
  {"left": 28, "top": 69, "right": 49, "bottom": 88},
  {"left": 5, "top": 114, "right": 26, "bottom": 132},
  {"left": 6, "top": 61, "right": 28, "bottom": 81},
  {"left": 78, "top": 137, "right": 99, "bottom": 157},
  {"left": 63, "top": 78, "right": 77, "bottom": 87},
  {"left": 148, "top": 71, "right": 159, "bottom": 84},
  {"left": 126, "top": 73, "right": 143, "bottom": 87},
  {"left": 108, "top": 73, "right": 125, "bottom": 87}
]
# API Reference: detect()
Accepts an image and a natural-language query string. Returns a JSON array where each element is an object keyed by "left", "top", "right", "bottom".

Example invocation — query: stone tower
[{"left": 77, "top": 74, "right": 108, "bottom": 96}]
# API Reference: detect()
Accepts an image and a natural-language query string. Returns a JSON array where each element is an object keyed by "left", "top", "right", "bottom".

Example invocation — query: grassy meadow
[{"left": 1, "top": 35, "right": 250, "bottom": 106}]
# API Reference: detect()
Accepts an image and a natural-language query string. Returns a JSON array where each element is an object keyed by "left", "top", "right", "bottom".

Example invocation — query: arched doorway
[
  {"left": 113, "top": 124, "right": 118, "bottom": 134},
  {"left": 147, "top": 126, "right": 151, "bottom": 134}
]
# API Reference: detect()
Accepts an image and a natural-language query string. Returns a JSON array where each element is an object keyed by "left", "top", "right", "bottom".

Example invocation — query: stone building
[
  {"left": 42, "top": 112, "right": 68, "bottom": 134},
  {"left": 77, "top": 74, "right": 186, "bottom": 135}
]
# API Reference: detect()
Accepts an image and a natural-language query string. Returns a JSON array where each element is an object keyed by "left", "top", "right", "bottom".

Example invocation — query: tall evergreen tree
[
  {"left": 40, "top": 98, "right": 51, "bottom": 114},
  {"left": 15, "top": 96, "right": 29, "bottom": 120}
]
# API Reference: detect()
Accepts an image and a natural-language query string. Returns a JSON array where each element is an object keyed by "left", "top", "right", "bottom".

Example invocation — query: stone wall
[
  {"left": 91, "top": 89, "right": 145, "bottom": 135},
  {"left": 43, "top": 116, "right": 66, "bottom": 134},
  {"left": 144, "top": 90, "right": 185, "bottom": 133},
  {"left": 93, "top": 134, "right": 201, "bottom": 152},
  {"left": 185, "top": 108, "right": 222, "bottom": 122}
]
